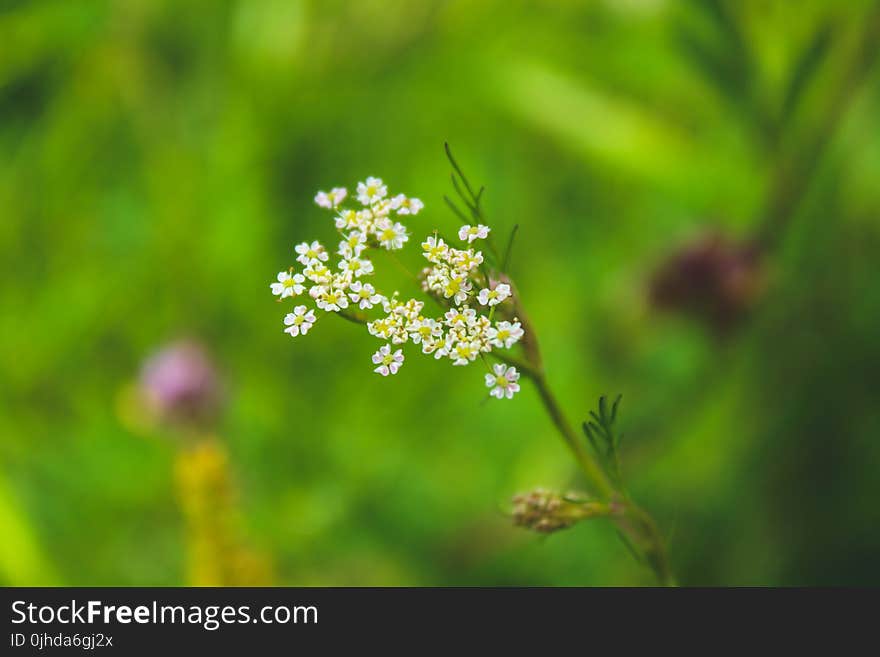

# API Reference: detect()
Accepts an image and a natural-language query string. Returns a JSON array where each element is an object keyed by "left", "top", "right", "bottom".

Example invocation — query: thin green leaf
[
  {"left": 501, "top": 224, "right": 519, "bottom": 273},
  {"left": 611, "top": 394, "right": 622, "bottom": 424},
  {"left": 780, "top": 23, "right": 834, "bottom": 124},
  {"left": 444, "top": 142, "right": 479, "bottom": 204},
  {"left": 443, "top": 195, "right": 470, "bottom": 224},
  {"left": 616, "top": 530, "right": 644, "bottom": 564}
]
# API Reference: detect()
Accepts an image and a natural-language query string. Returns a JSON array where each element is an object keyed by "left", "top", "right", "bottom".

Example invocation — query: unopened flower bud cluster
[
  {"left": 511, "top": 489, "right": 610, "bottom": 533},
  {"left": 270, "top": 177, "right": 524, "bottom": 399}
]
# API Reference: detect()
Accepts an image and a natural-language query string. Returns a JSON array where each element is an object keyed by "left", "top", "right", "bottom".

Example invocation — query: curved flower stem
[
  {"left": 493, "top": 342, "right": 676, "bottom": 586},
  {"left": 530, "top": 372, "right": 615, "bottom": 500}
]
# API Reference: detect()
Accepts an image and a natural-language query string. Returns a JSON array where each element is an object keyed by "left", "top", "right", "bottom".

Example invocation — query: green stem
[
  {"left": 529, "top": 372, "right": 614, "bottom": 499},
  {"left": 493, "top": 334, "right": 675, "bottom": 585}
]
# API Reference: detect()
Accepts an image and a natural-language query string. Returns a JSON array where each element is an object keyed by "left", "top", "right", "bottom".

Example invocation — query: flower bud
[{"left": 511, "top": 488, "right": 611, "bottom": 534}]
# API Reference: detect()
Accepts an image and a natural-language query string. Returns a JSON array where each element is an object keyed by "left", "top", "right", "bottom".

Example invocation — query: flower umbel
[
  {"left": 270, "top": 176, "right": 524, "bottom": 398},
  {"left": 268, "top": 147, "right": 676, "bottom": 585}
]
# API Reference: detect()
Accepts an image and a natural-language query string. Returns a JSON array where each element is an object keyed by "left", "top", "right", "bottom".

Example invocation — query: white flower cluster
[{"left": 270, "top": 177, "right": 523, "bottom": 399}]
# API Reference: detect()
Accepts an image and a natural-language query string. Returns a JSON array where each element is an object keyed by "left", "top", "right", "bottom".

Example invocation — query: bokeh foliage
[{"left": 2, "top": 0, "right": 879, "bottom": 585}]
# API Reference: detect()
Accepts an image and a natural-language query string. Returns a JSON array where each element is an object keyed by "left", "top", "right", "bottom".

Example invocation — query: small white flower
[
  {"left": 458, "top": 224, "right": 490, "bottom": 243},
  {"left": 371, "top": 198, "right": 394, "bottom": 218},
  {"left": 283, "top": 305, "right": 316, "bottom": 337},
  {"left": 349, "top": 281, "right": 383, "bottom": 310},
  {"left": 485, "top": 364, "right": 520, "bottom": 399},
  {"left": 477, "top": 283, "right": 511, "bottom": 307},
  {"left": 444, "top": 306, "right": 477, "bottom": 328},
  {"left": 408, "top": 317, "right": 442, "bottom": 345},
  {"left": 338, "top": 255, "right": 374, "bottom": 279},
  {"left": 386, "top": 297, "right": 424, "bottom": 321},
  {"left": 337, "top": 232, "right": 367, "bottom": 258},
  {"left": 420, "top": 338, "right": 441, "bottom": 355},
  {"left": 451, "top": 248, "right": 483, "bottom": 273},
  {"left": 314, "top": 187, "right": 347, "bottom": 209},
  {"left": 372, "top": 343, "right": 404, "bottom": 376},
  {"left": 315, "top": 287, "right": 349, "bottom": 312},
  {"left": 442, "top": 275, "right": 472, "bottom": 306},
  {"left": 357, "top": 177, "right": 387, "bottom": 205},
  {"left": 450, "top": 339, "right": 481, "bottom": 366},
  {"left": 391, "top": 194, "right": 424, "bottom": 215},
  {"left": 432, "top": 334, "right": 453, "bottom": 360},
  {"left": 335, "top": 209, "right": 367, "bottom": 231},
  {"left": 295, "top": 240, "right": 329, "bottom": 266},
  {"left": 367, "top": 317, "right": 391, "bottom": 339},
  {"left": 270, "top": 270, "right": 306, "bottom": 299},
  {"left": 421, "top": 235, "right": 449, "bottom": 263},
  {"left": 367, "top": 315, "right": 407, "bottom": 344},
  {"left": 304, "top": 262, "right": 333, "bottom": 284},
  {"left": 375, "top": 220, "right": 409, "bottom": 250},
  {"left": 488, "top": 320, "right": 524, "bottom": 349}
]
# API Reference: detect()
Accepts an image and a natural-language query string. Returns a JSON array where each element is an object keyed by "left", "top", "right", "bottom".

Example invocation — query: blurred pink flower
[{"left": 140, "top": 340, "right": 225, "bottom": 429}]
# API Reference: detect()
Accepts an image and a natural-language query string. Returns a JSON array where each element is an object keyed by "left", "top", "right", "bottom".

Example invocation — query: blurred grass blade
[
  {"left": 501, "top": 224, "right": 518, "bottom": 273},
  {"left": 780, "top": 24, "right": 834, "bottom": 124},
  {"left": 0, "top": 475, "right": 59, "bottom": 585}
]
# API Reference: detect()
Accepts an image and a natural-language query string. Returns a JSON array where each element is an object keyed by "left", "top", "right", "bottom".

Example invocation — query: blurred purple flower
[
  {"left": 649, "top": 233, "right": 764, "bottom": 333},
  {"left": 140, "top": 340, "right": 225, "bottom": 429}
]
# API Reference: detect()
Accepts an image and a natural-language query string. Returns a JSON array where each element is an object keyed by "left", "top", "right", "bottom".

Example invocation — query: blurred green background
[{"left": 2, "top": 0, "right": 880, "bottom": 586}]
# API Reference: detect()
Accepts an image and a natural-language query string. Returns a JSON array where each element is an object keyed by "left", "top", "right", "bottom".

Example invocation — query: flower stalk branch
[
  {"left": 495, "top": 310, "right": 675, "bottom": 586},
  {"left": 441, "top": 144, "right": 675, "bottom": 584}
]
